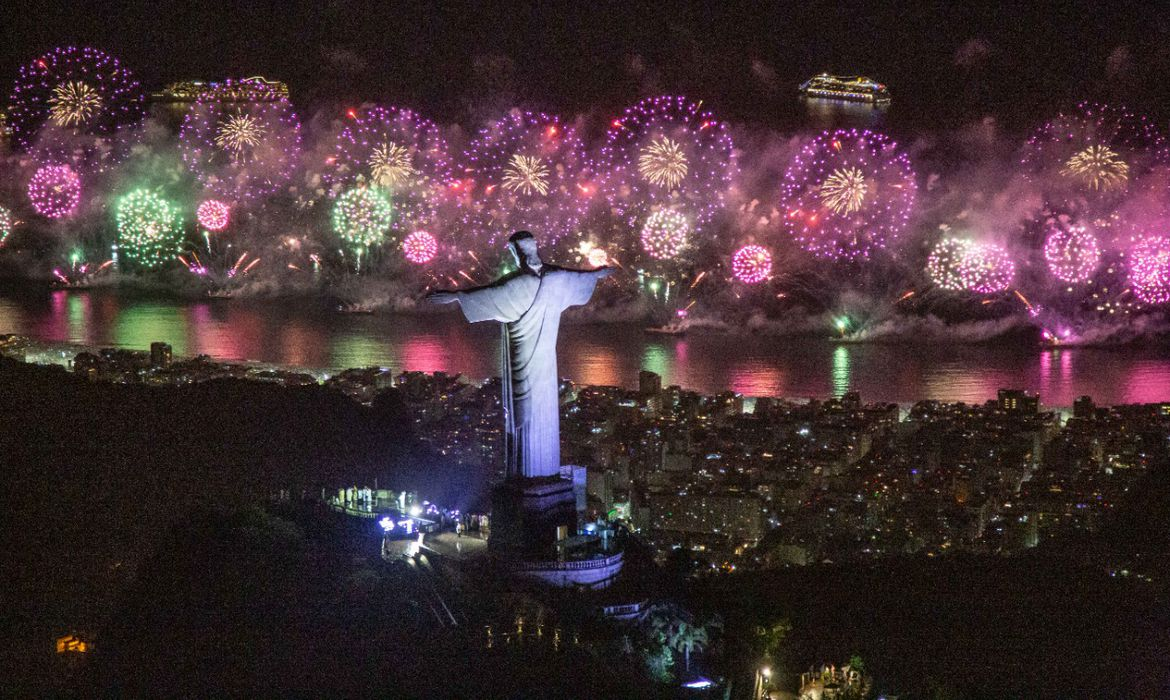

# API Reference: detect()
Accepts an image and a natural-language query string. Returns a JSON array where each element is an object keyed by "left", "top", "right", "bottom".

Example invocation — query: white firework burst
[
  {"left": 502, "top": 153, "right": 550, "bottom": 196},
  {"left": 1061, "top": 145, "right": 1129, "bottom": 192},
  {"left": 369, "top": 141, "right": 416, "bottom": 188},
  {"left": 48, "top": 81, "right": 103, "bottom": 127},
  {"left": 214, "top": 113, "right": 264, "bottom": 159},
  {"left": 637, "top": 136, "right": 689, "bottom": 189},
  {"left": 818, "top": 167, "right": 868, "bottom": 215}
]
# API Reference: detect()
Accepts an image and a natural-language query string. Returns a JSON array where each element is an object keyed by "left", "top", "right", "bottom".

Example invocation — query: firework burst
[
  {"left": 28, "top": 164, "right": 82, "bottom": 219},
  {"left": 196, "top": 199, "right": 230, "bottom": 231},
  {"left": 600, "top": 95, "right": 736, "bottom": 230},
  {"left": 927, "top": 238, "right": 973, "bottom": 291},
  {"left": 781, "top": 129, "right": 916, "bottom": 260},
  {"left": 927, "top": 238, "right": 1014, "bottom": 294},
  {"left": 179, "top": 79, "right": 301, "bottom": 202},
  {"left": 0, "top": 206, "right": 13, "bottom": 246},
  {"left": 1044, "top": 222, "right": 1101, "bottom": 283},
  {"left": 640, "top": 209, "right": 689, "bottom": 260},
  {"left": 961, "top": 241, "right": 1015, "bottom": 294},
  {"left": 818, "top": 167, "right": 868, "bottom": 215},
  {"left": 326, "top": 105, "right": 452, "bottom": 230},
  {"left": 213, "top": 113, "right": 265, "bottom": 159},
  {"left": 369, "top": 141, "right": 417, "bottom": 188},
  {"left": 1128, "top": 235, "right": 1170, "bottom": 305},
  {"left": 732, "top": 244, "right": 773, "bottom": 284},
  {"left": 7, "top": 46, "right": 142, "bottom": 147},
  {"left": 1060, "top": 145, "right": 1129, "bottom": 192},
  {"left": 1022, "top": 102, "right": 1168, "bottom": 207},
  {"left": 638, "top": 137, "right": 689, "bottom": 189},
  {"left": 402, "top": 230, "right": 438, "bottom": 264},
  {"left": 502, "top": 154, "right": 551, "bottom": 196},
  {"left": 115, "top": 189, "right": 183, "bottom": 270},
  {"left": 49, "top": 81, "right": 104, "bottom": 127},
  {"left": 459, "top": 109, "right": 590, "bottom": 246},
  {"left": 7, "top": 46, "right": 144, "bottom": 170},
  {"left": 333, "top": 186, "right": 393, "bottom": 251}
]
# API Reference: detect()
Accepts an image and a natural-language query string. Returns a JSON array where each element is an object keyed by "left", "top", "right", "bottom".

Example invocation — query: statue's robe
[{"left": 455, "top": 266, "right": 600, "bottom": 478}]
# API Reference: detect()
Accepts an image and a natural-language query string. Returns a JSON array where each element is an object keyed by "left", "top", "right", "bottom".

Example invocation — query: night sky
[{"left": 4, "top": 1, "right": 1170, "bottom": 129}]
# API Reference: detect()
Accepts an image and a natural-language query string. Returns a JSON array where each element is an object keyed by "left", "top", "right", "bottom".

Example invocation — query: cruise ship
[{"left": 799, "top": 74, "right": 890, "bottom": 103}]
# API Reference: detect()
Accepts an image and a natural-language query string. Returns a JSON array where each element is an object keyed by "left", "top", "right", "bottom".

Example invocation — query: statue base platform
[{"left": 489, "top": 477, "right": 577, "bottom": 555}]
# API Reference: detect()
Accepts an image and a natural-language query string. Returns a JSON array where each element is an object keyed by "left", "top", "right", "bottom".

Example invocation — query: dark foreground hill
[{"left": 0, "top": 358, "right": 490, "bottom": 693}]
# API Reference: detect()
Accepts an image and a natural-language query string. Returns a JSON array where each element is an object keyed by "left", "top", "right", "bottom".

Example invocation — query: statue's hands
[
  {"left": 426, "top": 290, "right": 459, "bottom": 305},
  {"left": 594, "top": 266, "right": 615, "bottom": 279}
]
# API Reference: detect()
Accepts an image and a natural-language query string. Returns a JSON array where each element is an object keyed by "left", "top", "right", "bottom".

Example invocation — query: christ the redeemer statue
[{"left": 428, "top": 231, "right": 612, "bottom": 480}]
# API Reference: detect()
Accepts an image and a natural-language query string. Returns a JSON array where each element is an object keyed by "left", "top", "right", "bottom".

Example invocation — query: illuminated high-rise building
[{"left": 998, "top": 389, "right": 1039, "bottom": 415}]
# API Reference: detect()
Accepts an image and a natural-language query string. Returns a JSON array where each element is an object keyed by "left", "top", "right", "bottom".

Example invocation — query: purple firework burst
[
  {"left": 326, "top": 105, "right": 453, "bottom": 230},
  {"left": 7, "top": 46, "right": 144, "bottom": 170},
  {"left": 599, "top": 95, "right": 736, "bottom": 232},
  {"left": 179, "top": 79, "right": 302, "bottom": 202},
  {"left": 1043, "top": 221, "right": 1101, "bottom": 284},
  {"left": 780, "top": 129, "right": 917, "bottom": 261},
  {"left": 1128, "top": 235, "right": 1170, "bottom": 305},
  {"left": 458, "top": 109, "right": 591, "bottom": 247},
  {"left": 1021, "top": 103, "right": 1169, "bottom": 207},
  {"left": 28, "top": 164, "right": 82, "bottom": 218}
]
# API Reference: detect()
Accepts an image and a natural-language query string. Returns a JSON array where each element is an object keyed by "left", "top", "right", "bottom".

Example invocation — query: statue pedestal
[{"left": 489, "top": 477, "right": 577, "bottom": 555}]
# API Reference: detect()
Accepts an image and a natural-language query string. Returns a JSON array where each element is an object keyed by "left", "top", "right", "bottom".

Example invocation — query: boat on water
[
  {"left": 799, "top": 74, "right": 890, "bottom": 103},
  {"left": 644, "top": 321, "right": 687, "bottom": 336}
]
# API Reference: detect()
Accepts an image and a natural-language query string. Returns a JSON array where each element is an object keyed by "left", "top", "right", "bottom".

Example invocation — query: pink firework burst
[
  {"left": 732, "top": 244, "right": 772, "bottom": 284},
  {"left": 28, "top": 164, "right": 81, "bottom": 218},
  {"left": 327, "top": 105, "right": 453, "bottom": 230},
  {"left": 599, "top": 95, "right": 736, "bottom": 231},
  {"left": 1128, "top": 235, "right": 1170, "bottom": 305},
  {"left": 458, "top": 109, "right": 591, "bottom": 247},
  {"left": 781, "top": 129, "right": 917, "bottom": 261},
  {"left": 196, "top": 199, "right": 230, "bottom": 231},
  {"left": 402, "top": 230, "right": 438, "bottom": 264},
  {"left": 1043, "top": 222, "right": 1100, "bottom": 284},
  {"left": 640, "top": 209, "right": 690, "bottom": 260},
  {"left": 179, "top": 79, "right": 301, "bottom": 202}
]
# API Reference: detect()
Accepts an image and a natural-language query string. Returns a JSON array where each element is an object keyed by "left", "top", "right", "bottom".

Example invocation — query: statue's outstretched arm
[{"left": 426, "top": 274, "right": 514, "bottom": 305}]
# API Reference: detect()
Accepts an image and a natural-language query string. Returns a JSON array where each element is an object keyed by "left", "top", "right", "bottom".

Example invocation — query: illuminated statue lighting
[
  {"left": 1060, "top": 145, "right": 1129, "bottom": 192},
  {"left": 638, "top": 136, "right": 689, "bottom": 189},
  {"left": 502, "top": 154, "right": 551, "bottom": 196},
  {"left": 818, "top": 167, "right": 868, "bottom": 215},
  {"left": 48, "top": 81, "right": 103, "bottom": 127},
  {"left": 214, "top": 112, "right": 265, "bottom": 159},
  {"left": 369, "top": 141, "right": 417, "bottom": 188}
]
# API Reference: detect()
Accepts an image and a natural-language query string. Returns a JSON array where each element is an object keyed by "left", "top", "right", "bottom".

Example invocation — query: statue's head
[{"left": 508, "top": 230, "right": 542, "bottom": 271}]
